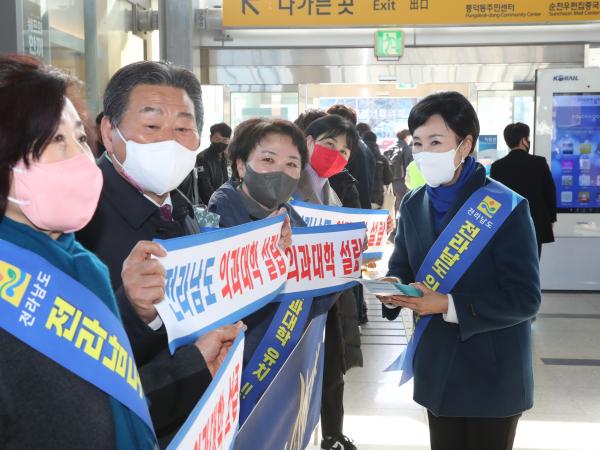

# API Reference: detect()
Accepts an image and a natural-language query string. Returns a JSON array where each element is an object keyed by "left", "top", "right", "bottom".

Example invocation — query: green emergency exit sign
[{"left": 375, "top": 30, "right": 404, "bottom": 58}]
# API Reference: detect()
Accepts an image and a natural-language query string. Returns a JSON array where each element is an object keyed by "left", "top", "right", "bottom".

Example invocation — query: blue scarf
[
  {"left": 0, "top": 217, "right": 156, "bottom": 450},
  {"left": 426, "top": 156, "right": 476, "bottom": 233}
]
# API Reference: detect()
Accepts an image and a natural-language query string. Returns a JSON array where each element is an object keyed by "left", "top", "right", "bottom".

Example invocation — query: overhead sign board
[
  {"left": 224, "top": 0, "right": 600, "bottom": 27},
  {"left": 375, "top": 30, "right": 404, "bottom": 58}
]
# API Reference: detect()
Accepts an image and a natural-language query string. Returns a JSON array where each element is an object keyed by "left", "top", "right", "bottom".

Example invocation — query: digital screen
[{"left": 551, "top": 93, "right": 600, "bottom": 213}]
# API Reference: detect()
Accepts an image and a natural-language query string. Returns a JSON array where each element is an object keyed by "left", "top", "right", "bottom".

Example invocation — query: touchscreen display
[{"left": 551, "top": 93, "right": 600, "bottom": 213}]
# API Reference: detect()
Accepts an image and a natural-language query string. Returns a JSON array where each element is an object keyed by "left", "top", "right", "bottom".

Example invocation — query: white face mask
[
  {"left": 413, "top": 141, "right": 464, "bottom": 188},
  {"left": 113, "top": 127, "right": 199, "bottom": 195}
]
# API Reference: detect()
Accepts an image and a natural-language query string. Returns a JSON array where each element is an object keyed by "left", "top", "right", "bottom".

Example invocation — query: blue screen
[{"left": 551, "top": 93, "right": 600, "bottom": 213}]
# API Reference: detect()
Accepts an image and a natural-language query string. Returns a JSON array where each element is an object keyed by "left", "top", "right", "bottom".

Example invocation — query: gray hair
[{"left": 103, "top": 61, "right": 203, "bottom": 133}]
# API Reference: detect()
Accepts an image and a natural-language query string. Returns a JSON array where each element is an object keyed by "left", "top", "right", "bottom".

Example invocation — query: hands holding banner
[
  {"left": 121, "top": 241, "right": 168, "bottom": 324},
  {"left": 195, "top": 321, "right": 246, "bottom": 376},
  {"left": 269, "top": 207, "right": 292, "bottom": 250}
]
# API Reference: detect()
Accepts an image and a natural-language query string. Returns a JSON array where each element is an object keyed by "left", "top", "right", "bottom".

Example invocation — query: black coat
[
  {"left": 346, "top": 140, "right": 375, "bottom": 209},
  {"left": 76, "top": 156, "right": 210, "bottom": 447},
  {"left": 491, "top": 150, "right": 557, "bottom": 244},
  {"left": 177, "top": 146, "right": 229, "bottom": 207},
  {"left": 329, "top": 169, "right": 361, "bottom": 209},
  {"left": 364, "top": 140, "right": 392, "bottom": 206},
  {"left": 195, "top": 145, "right": 229, "bottom": 205}
]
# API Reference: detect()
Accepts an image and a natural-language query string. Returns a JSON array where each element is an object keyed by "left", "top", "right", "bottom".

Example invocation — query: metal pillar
[
  {"left": 83, "top": 0, "right": 100, "bottom": 114},
  {"left": 0, "top": 0, "right": 23, "bottom": 54},
  {"left": 158, "top": 0, "right": 194, "bottom": 70}
]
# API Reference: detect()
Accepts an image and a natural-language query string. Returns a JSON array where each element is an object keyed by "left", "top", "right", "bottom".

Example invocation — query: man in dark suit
[
  {"left": 76, "top": 61, "right": 242, "bottom": 447},
  {"left": 491, "top": 122, "right": 557, "bottom": 258}
]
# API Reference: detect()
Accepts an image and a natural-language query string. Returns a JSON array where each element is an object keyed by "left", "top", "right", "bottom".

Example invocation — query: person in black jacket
[
  {"left": 491, "top": 122, "right": 557, "bottom": 258},
  {"left": 76, "top": 61, "right": 243, "bottom": 448},
  {"left": 389, "top": 129, "right": 414, "bottom": 212},
  {"left": 195, "top": 122, "right": 231, "bottom": 204},
  {"left": 362, "top": 130, "right": 393, "bottom": 208}
]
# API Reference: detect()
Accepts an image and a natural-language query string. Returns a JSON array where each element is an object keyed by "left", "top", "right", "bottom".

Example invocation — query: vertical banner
[
  {"left": 234, "top": 315, "right": 327, "bottom": 450},
  {"left": 155, "top": 216, "right": 288, "bottom": 353},
  {"left": 167, "top": 333, "right": 244, "bottom": 450},
  {"left": 290, "top": 200, "right": 388, "bottom": 259}
]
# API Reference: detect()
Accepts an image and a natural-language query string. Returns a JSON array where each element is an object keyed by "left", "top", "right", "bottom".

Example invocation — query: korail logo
[{"left": 553, "top": 75, "right": 579, "bottom": 82}]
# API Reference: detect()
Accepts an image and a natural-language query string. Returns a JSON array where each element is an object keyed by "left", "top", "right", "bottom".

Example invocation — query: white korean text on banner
[
  {"left": 167, "top": 333, "right": 244, "bottom": 450},
  {"left": 290, "top": 200, "right": 388, "bottom": 259},
  {"left": 155, "top": 216, "right": 288, "bottom": 353},
  {"left": 280, "top": 222, "right": 366, "bottom": 300}
]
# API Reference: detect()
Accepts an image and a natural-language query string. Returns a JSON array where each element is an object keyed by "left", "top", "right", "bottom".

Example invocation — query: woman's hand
[
  {"left": 269, "top": 207, "right": 292, "bottom": 250},
  {"left": 379, "top": 282, "right": 449, "bottom": 316}
]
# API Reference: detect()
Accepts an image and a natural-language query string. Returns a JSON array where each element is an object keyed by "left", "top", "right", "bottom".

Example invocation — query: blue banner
[
  {"left": 155, "top": 218, "right": 365, "bottom": 353},
  {"left": 155, "top": 216, "right": 289, "bottom": 353},
  {"left": 234, "top": 314, "right": 327, "bottom": 450},
  {"left": 279, "top": 222, "right": 365, "bottom": 301},
  {"left": 0, "top": 239, "right": 154, "bottom": 432},
  {"left": 239, "top": 296, "right": 312, "bottom": 424},
  {"left": 386, "top": 180, "right": 524, "bottom": 384}
]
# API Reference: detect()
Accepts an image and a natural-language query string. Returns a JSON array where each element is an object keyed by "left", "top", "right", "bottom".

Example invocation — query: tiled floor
[{"left": 308, "top": 251, "right": 600, "bottom": 450}]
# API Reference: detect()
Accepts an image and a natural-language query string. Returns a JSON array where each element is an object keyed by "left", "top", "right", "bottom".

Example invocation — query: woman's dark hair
[
  {"left": 228, "top": 118, "right": 309, "bottom": 178},
  {"left": 0, "top": 55, "right": 73, "bottom": 216},
  {"left": 304, "top": 115, "right": 359, "bottom": 156},
  {"left": 503, "top": 122, "right": 530, "bottom": 149},
  {"left": 408, "top": 91, "right": 480, "bottom": 153},
  {"left": 294, "top": 109, "right": 326, "bottom": 132}
]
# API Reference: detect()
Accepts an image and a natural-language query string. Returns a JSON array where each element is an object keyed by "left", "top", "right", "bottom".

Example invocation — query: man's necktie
[{"left": 159, "top": 204, "right": 173, "bottom": 222}]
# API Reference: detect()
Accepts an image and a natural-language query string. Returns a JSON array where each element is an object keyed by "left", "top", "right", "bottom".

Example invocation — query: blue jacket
[{"left": 385, "top": 164, "right": 541, "bottom": 417}]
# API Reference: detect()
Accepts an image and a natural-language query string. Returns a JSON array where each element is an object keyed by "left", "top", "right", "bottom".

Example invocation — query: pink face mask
[{"left": 9, "top": 153, "right": 103, "bottom": 233}]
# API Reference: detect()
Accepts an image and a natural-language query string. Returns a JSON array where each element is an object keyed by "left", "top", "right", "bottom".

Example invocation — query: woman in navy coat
[{"left": 380, "top": 92, "right": 541, "bottom": 450}]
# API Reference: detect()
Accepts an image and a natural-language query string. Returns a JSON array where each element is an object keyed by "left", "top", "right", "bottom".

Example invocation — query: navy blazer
[{"left": 385, "top": 164, "right": 541, "bottom": 418}]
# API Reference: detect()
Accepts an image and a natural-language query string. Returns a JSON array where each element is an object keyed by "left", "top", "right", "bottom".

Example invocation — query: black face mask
[
  {"left": 209, "top": 142, "right": 228, "bottom": 154},
  {"left": 242, "top": 165, "right": 299, "bottom": 211}
]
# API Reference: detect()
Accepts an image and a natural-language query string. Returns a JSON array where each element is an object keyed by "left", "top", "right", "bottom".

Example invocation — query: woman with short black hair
[{"left": 379, "top": 91, "right": 540, "bottom": 450}]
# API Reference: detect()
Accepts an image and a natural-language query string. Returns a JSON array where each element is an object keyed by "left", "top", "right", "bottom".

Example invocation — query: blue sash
[
  {"left": 239, "top": 295, "right": 312, "bottom": 424},
  {"left": 386, "top": 180, "right": 524, "bottom": 384},
  {"left": 0, "top": 239, "right": 154, "bottom": 432}
]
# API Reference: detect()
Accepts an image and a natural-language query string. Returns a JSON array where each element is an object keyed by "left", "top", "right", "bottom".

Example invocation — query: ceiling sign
[{"left": 224, "top": 0, "right": 600, "bottom": 27}]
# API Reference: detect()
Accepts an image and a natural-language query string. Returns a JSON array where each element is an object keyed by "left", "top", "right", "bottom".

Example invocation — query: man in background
[{"left": 491, "top": 122, "right": 557, "bottom": 258}]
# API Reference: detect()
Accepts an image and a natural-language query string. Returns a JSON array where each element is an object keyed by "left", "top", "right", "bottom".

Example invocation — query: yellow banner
[{"left": 224, "top": 0, "right": 600, "bottom": 27}]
